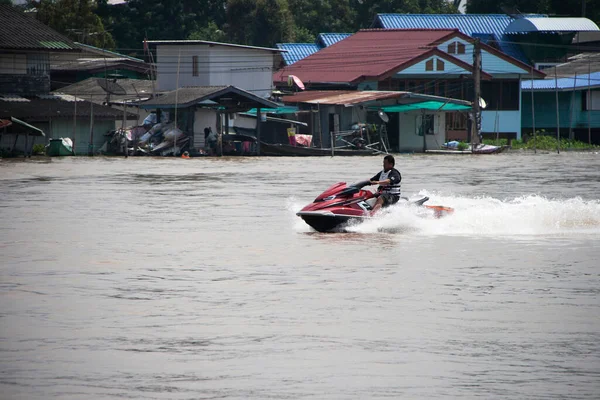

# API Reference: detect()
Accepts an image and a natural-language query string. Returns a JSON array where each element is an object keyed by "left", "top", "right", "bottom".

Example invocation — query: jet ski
[{"left": 296, "top": 180, "right": 454, "bottom": 232}]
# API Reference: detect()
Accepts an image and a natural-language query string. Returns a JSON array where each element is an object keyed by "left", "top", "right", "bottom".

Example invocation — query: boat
[
  {"left": 46, "top": 138, "right": 74, "bottom": 156},
  {"left": 260, "top": 142, "right": 376, "bottom": 157},
  {"left": 296, "top": 180, "right": 454, "bottom": 232},
  {"left": 471, "top": 143, "right": 509, "bottom": 154},
  {"left": 426, "top": 142, "right": 509, "bottom": 155}
]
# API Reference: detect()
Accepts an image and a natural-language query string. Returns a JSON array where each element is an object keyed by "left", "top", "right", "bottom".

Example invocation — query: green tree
[
  {"left": 96, "top": 0, "right": 227, "bottom": 56},
  {"left": 28, "top": 0, "right": 115, "bottom": 48},
  {"left": 188, "top": 21, "right": 227, "bottom": 42},
  {"left": 287, "top": 0, "right": 356, "bottom": 36},
  {"left": 225, "top": 0, "right": 295, "bottom": 46},
  {"left": 348, "top": 0, "right": 456, "bottom": 31}
]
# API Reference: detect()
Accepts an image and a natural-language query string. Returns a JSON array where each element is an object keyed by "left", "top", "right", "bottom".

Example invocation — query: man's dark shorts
[{"left": 380, "top": 193, "right": 400, "bottom": 207}]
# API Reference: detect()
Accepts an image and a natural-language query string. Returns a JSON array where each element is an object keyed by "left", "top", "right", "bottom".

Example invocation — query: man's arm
[{"left": 370, "top": 172, "right": 381, "bottom": 184}]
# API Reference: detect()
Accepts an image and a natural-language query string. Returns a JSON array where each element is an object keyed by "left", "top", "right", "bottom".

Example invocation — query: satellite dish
[
  {"left": 479, "top": 97, "right": 487, "bottom": 109},
  {"left": 287, "top": 74, "right": 305, "bottom": 90},
  {"left": 97, "top": 78, "right": 127, "bottom": 95},
  {"left": 378, "top": 109, "right": 389, "bottom": 123}
]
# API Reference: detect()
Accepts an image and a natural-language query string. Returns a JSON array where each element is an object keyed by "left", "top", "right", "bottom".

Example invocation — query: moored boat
[
  {"left": 260, "top": 142, "right": 376, "bottom": 157},
  {"left": 46, "top": 138, "right": 74, "bottom": 156}
]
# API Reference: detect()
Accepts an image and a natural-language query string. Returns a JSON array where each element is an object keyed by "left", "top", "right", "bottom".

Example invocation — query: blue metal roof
[
  {"left": 522, "top": 72, "right": 600, "bottom": 91},
  {"left": 276, "top": 43, "right": 320, "bottom": 65},
  {"left": 317, "top": 33, "right": 352, "bottom": 47},
  {"left": 277, "top": 34, "right": 350, "bottom": 65},
  {"left": 373, "top": 13, "right": 547, "bottom": 64},
  {"left": 505, "top": 17, "right": 600, "bottom": 33}
]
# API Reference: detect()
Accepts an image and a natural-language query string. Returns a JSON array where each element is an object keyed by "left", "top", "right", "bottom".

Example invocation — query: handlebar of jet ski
[{"left": 350, "top": 180, "right": 372, "bottom": 189}]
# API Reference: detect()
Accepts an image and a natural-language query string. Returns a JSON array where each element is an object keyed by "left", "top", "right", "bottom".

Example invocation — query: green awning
[
  {"left": 371, "top": 101, "right": 471, "bottom": 113},
  {"left": 10, "top": 117, "right": 45, "bottom": 136},
  {"left": 246, "top": 106, "right": 299, "bottom": 115}
]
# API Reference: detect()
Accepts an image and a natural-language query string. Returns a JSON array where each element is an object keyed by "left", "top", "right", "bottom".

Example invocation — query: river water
[{"left": 1, "top": 152, "right": 599, "bottom": 399}]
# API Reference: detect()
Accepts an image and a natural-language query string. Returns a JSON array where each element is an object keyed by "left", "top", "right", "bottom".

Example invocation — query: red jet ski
[{"left": 297, "top": 180, "right": 454, "bottom": 232}]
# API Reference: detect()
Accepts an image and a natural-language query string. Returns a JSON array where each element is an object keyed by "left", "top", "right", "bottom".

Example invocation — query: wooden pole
[
  {"left": 569, "top": 71, "right": 577, "bottom": 141},
  {"left": 422, "top": 112, "right": 426, "bottom": 153},
  {"left": 174, "top": 49, "right": 181, "bottom": 155},
  {"left": 531, "top": 66, "right": 536, "bottom": 154},
  {"left": 330, "top": 127, "right": 334, "bottom": 157},
  {"left": 472, "top": 38, "right": 481, "bottom": 146},
  {"left": 317, "top": 102, "right": 323, "bottom": 148},
  {"left": 89, "top": 95, "right": 94, "bottom": 156},
  {"left": 256, "top": 108, "right": 262, "bottom": 156},
  {"left": 554, "top": 68, "right": 560, "bottom": 154},
  {"left": 123, "top": 105, "right": 128, "bottom": 158},
  {"left": 588, "top": 59, "right": 592, "bottom": 145},
  {"left": 73, "top": 87, "right": 77, "bottom": 155}
]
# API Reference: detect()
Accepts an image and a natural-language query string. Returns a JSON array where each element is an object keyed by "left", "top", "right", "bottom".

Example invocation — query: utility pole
[{"left": 472, "top": 38, "right": 482, "bottom": 146}]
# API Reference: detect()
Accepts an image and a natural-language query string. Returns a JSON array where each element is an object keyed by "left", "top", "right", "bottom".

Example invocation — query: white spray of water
[{"left": 290, "top": 192, "right": 600, "bottom": 237}]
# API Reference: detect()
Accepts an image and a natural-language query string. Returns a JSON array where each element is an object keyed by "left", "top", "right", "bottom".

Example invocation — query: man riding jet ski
[{"left": 296, "top": 155, "right": 453, "bottom": 232}]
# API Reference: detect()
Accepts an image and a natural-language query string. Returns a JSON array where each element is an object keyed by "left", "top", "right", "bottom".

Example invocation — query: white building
[{"left": 148, "top": 40, "right": 284, "bottom": 98}]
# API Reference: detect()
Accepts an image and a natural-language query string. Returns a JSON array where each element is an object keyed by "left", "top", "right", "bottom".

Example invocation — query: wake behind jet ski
[{"left": 296, "top": 180, "right": 454, "bottom": 232}]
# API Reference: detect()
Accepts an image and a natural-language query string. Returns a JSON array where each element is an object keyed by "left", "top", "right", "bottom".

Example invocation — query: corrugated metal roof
[
  {"left": 505, "top": 17, "right": 600, "bottom": 33},
  {"left": 282, "top": 90, "right": 471, "bottom": 107},
  {"left": 276, "top": 34, "right": 351, "bottom": 65},
  {"left": 146, "top": 40, "right": 284, "bottom": 53},
  {"left": 75, "top": 42, "right": 145, "bottom": 62},
  {"left": 0, "top": 95, "right": 136, "bottom": 119},
  {"left": 283, "top": 90, "right": 409, "bottom": 105},
  {"left": 276, "top": 43, "right": 320, "bottom": 65},
  {"left": 0, "top": 4, "right": 77, "bottom": 51},
  {"left": 521, "top": 72, "right": 600, "bottom": 91},
  {"left": 317, "top": 33, "right": 352, "bottom": 47},
  {"left": 139, "top": 86, "right": 278, "bottom": 109},
  {"left": 373, "top": 13, "right": 546, "bottom": 63},
  {"left": 274, "top": 29, "right": 458, "bottom": 85}
]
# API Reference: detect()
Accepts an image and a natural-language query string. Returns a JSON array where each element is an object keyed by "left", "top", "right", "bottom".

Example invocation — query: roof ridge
[
  {"left": 377, "top": 13, "right": 547, "bottom": 17},
  {"left": 359, "top": 28, "right": 459, "bottom": 32}
]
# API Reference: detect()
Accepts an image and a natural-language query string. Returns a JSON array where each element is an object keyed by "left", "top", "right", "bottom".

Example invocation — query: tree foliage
[
  {"left": 28, "top": 0, "right": 599, "bottom": 54},
  {"left": 28, "top": 0, "right": 115, "bottom": 48}
]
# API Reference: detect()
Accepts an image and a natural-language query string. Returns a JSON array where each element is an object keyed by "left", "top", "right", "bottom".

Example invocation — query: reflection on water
[{"left": 1, "top": 153, "right": 600, "bottom": 399}]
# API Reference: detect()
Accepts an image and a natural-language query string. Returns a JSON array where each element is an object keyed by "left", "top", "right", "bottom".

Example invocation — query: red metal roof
[{"left": 273, "top": 29, "right": 458, "bottom": 85}]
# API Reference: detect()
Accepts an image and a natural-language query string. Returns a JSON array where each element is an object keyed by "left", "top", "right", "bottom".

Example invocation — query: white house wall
[
  {"left": 398, "top": 57, "right": 470, "bottom": 75},
  {"left": 398, "top": 112, "right": 446, "bottom": 152},
  {"left": 156, "top": 45, "right": 274, "bottom": 98},
  {"left": 436, "top": 38, "right": 529, "bottom": 75},
  {"left": 156, "top": 45, "right": 210, "bottom": 90},
  {"left": 207, "top": 47, "right": 273, "bottom": 98}
]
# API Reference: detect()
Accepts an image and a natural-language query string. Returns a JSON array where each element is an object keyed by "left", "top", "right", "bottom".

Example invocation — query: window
[
  {"left": 426, "top": 59, "right": 434, "bottom": 71},
  {"left": 192, "top": 56, "right": 198, "bottom": 77},
  {"left": 480, "top": 80, "right": 519, "bottom": 110},
  {"left": 419, "top": 114, "right": 435, "bottom": 135},
  {"left": 457, "top": 42, "right": 466, "bottom": 54},
  {"left": 583, "top": 90, "right": 600, "bottom": 111},
  {"left": 437, "top": 59, "right": 445, "bottom": 71},
  {"left": 447, "top": 112, "right": 467, "bottom": 130},
  {"left": 448, "top": 42, "right": 456, "bottom": 54},
  {"left": 0, "top": 53, "right": 26, "bottom": 74}
]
